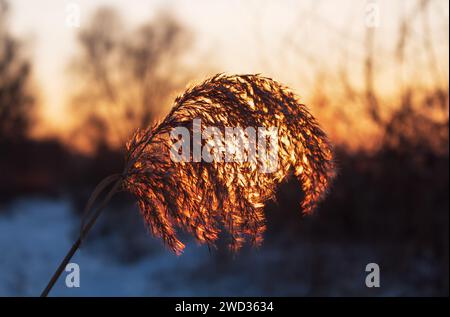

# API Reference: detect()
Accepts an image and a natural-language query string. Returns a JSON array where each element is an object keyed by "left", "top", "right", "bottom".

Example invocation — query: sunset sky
[{"left": 7, "top": 0, "right": 449, "bottom": 139}]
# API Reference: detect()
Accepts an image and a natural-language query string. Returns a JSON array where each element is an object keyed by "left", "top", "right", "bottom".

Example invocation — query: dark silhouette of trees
[
  {"left": 0, "top": 0, "right": 35, "bottom": 143},
  {"left": 69, "top": 7, "right": 194, "bottom": 150}
]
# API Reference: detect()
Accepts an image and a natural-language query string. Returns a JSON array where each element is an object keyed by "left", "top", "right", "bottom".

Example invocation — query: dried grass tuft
[{"left": 124, "top": 74, "right": 335, "bottom": 254}]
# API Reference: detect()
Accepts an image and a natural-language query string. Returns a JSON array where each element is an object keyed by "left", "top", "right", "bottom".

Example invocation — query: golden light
[{"left": 124, "top": 74, "right": 336, "bottom": 254}]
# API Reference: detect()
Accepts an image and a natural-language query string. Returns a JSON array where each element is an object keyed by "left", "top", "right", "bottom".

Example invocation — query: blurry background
[{"left": 0, "top": 0, "right": 448, "bottom": 296}]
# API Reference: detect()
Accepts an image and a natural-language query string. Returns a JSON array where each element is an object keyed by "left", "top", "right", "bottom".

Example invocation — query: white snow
[
  {"left": 0, "top": 198, "right": 209, "bottom": 296},
  {"left": 0, "top": 198, "right": 442, "bottom": 296}
]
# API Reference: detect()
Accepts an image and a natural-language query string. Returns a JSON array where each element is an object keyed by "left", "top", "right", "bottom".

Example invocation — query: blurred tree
[
  {"left": 69, "top": 7, "right": 193, "bottom": 151},
  {"left": 276, "top": 0, "right": 448, "bottom": 150},
  {"left": 0, "top": 0, "right": 35, "bottom": 143}
]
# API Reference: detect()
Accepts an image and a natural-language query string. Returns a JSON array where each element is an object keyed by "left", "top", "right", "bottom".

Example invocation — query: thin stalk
[
  {"left": 40, "top": 179, "right": 122, "bottom": 297},
  {"left": 41, "top": 131, "right": 155, "bottom": 297}
]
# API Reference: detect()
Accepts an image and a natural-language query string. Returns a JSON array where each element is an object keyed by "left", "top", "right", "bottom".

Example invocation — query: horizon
[{"left": 6, "top": 0, "right": 449, "bottom": 149}]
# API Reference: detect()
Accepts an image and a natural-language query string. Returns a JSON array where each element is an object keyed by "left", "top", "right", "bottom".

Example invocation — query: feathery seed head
[{"left": 124, "top": 74, "right": 335, "bottom": 254}]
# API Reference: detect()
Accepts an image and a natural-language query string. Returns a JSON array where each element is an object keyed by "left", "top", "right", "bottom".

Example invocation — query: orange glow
[{"left": 123, "top": 74, "right": 335, "bottom": 254}]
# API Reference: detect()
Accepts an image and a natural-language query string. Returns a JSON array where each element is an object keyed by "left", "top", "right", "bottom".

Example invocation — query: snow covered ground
[
  {"left": 0, "top": 198, "right": 218, "bottom": 296},
  {"left": 0, "top": 198, "right": 443, "bottom": 296}
]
